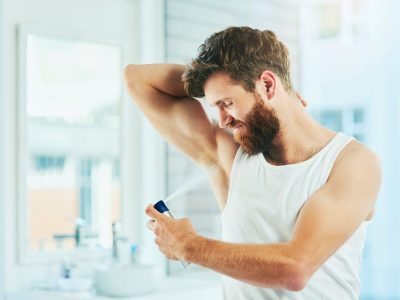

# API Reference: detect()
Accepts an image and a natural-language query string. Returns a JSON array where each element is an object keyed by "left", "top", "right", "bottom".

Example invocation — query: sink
[
  {"left": 94, "top": 263, "right": 157, "bottom": 297},
  {"left": 57, "top": 277, "right": 93, "bottom": 292}
]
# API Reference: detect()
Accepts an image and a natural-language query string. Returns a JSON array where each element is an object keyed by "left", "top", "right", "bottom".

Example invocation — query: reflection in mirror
[{"left": 24, "top": 33, "right": 122, "bottom": 254}]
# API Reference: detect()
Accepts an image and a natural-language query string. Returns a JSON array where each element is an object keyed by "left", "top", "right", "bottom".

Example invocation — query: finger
[
  {"left": 146, "top": 219, "right": 156, "bottom": 231},
  {"left": 300, "top": 98, "right": 308, "bottom": 107},
  {"left": 145, "top": 204, "right": 168, "bottom": 221},
  {"left": 295, "top": 92, "right": 308, "bottom": 107}
]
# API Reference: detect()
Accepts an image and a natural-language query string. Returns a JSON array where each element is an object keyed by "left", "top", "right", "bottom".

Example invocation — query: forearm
[
  {"left": 184, "top": 236, "right": 306, "bottom": 291},
  {"left": 124, "top": 64, "right": 187, "bottom": 98}
]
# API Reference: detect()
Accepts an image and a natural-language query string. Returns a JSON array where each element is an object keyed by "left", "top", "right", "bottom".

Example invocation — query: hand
[
  {"left": 145, "top": 205, "right": 197, "bottom": 261},
  {"left": 296, "top": 92, "right": 308, "bottom": 107}
]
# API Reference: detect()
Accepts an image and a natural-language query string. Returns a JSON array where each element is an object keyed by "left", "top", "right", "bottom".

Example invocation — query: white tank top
[{"left": 221, "top": 132, "right": 367, "bottom": 300}]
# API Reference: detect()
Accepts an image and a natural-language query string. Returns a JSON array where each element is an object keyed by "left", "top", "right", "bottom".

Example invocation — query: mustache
[{"left": 227, "top": 119, "right": 244, "bottom": 129}]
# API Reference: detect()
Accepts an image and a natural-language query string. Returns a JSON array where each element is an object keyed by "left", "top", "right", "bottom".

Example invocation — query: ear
[{"left": 258, "top": 71, "right": 276, "bottom": 100}]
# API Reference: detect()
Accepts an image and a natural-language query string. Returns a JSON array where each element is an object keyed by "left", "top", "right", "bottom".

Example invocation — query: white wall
[
  {"left": 359, "top": 0, "right": 400, "bottom": 297},
  {"left": 165, "top": 0, "right": 301, "bottom": 85},
  {"left": 0, "top": 0, "right": 6, "bottom": 296},
  {"left": 0, "top": 0, "right": 159, "bottom": 293},
  {"left": 134, "top": 0, "right": 168, "bottom": 266}
]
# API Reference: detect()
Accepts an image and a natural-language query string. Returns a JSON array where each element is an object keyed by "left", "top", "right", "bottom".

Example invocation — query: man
[{"left": 124, "top": 27, "right": 381, "bottom": 299}]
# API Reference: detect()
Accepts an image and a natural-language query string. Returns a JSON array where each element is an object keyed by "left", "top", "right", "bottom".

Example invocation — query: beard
[{"left": 231, "top": 92, "right": 280, "bottom": 155}]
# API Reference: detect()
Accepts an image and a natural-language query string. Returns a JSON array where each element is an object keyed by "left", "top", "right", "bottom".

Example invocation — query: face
[
  {"left": 204, "top": 73, "right": 280, "bottom": 155},
  {"left": 233, "top": 93, "right": 280, "bottom": 155}
]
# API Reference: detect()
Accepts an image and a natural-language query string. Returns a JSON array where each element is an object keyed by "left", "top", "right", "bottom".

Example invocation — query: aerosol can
[{"left": 154, "top": 200, "right": 190, "bottom": 268}]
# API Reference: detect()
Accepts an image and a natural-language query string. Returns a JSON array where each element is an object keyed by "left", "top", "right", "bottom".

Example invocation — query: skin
[{"left": 124, "top": 64, "right": 381, "bottom": 291}]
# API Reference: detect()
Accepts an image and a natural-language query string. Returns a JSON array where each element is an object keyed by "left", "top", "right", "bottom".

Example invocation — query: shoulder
[
  {"left": 331, "top": 139, "right": 382, "bottom": 180},
  {"left": 204, "top": 123, "right": 239, "bottom": 173},
  {"left": 327, "top": 139, "right": 382, "bottom": 219}
]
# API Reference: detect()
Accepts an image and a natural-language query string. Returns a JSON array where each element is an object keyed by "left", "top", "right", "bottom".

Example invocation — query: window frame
[{"left": 16, "top": 24, "right": 135, "bottom": 264}]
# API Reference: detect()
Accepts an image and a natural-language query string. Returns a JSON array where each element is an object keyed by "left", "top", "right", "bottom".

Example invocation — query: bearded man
[{"left": 124, "top": 26, "right": 381, "bottom": 299}]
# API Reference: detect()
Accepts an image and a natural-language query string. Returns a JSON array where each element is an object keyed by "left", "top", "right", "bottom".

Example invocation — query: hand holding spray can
[{"left": 153, "top": 200, "right": 190, "bottom": 268}]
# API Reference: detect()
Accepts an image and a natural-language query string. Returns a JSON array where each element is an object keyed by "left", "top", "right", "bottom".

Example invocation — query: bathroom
[{"left": 0, "top": 0, "right": 399, "bottom": 299}]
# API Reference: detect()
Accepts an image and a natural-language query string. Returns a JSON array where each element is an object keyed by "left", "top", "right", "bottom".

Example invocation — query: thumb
[{"left": 145, "top": 204, "right": 168, "bottom": 222}]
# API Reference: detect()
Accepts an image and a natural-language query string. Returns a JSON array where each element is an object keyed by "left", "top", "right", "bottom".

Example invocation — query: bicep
[
  {"left": 289, "top": 146, "right": 381, "bottom": 276},
  {"left": 126, "top": 73, "right": 222, "bottom": 165}
]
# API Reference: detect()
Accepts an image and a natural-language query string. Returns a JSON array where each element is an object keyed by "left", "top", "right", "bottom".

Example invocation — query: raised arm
[
  {"left": 124, "top": 64, "right": 237, "bottom": 167},
  {"left": 145, "top": 141, "right": 381, "bottom": 291}
]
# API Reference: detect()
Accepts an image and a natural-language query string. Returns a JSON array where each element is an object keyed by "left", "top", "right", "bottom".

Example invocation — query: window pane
[{"left": 26, "top": 35, "right": 122, "bottom": 252}]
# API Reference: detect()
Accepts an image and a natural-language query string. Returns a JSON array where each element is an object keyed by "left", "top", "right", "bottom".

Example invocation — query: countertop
[{"left": 6, "top": 277, "right": 223, "bottom": 300}]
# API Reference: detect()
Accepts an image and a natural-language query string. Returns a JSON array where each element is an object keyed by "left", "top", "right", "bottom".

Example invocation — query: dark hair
[{"left": 182, "top": 26, "right": 293, "bottom": 98}]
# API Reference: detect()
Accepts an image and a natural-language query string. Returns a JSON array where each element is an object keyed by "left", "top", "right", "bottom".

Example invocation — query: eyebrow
[{"left": 210, "top": 97, "right": 232, "bottom": 107}]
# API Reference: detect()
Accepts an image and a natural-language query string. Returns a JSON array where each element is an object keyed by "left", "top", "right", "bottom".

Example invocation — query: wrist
[{"left": 182, "top": 234, "right": 205, "bottom": 262}]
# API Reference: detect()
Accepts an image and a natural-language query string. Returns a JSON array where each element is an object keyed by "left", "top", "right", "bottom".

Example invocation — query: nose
[{"left": 218, "top": 106, "right": 233, "bottom": 128}]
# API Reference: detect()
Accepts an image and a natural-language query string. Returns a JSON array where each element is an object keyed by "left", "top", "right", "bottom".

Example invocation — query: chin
[
  {"left": 233, "top": 133, "right": 241, "bottom": 144},
  {"left": 238, "top": 140, "right": 259, "bottom": 155},
  {"left": 241, "top": 146, "right": 261, "bottom": 156}
]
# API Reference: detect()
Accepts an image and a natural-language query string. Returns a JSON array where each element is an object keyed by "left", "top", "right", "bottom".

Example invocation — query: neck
[{"left": 263, "top": 109, "right": 336, "bottom": 166}]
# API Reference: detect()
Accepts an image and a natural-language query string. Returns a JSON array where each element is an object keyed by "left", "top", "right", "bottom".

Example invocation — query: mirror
[{"left": 18, "top": 27, "right": 123, "bottom": 258}]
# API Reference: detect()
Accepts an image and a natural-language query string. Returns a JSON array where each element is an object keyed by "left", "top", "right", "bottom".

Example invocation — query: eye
[{"left": 223, "top": 101, "right": 233, "bottom": 108}]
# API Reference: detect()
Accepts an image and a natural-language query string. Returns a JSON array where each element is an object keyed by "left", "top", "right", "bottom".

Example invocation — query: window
[
  {"left": 311, "top": 108, "right": 366, "bottom": 142},
  {"left": 22, "top": 31, "right": 122, "bottom": 254},
  {"left": 314, "top": 1, "right": 342, "bottom": 39}
]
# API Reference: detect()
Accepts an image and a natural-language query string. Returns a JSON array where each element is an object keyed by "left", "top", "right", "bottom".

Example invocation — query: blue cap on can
[{"left": 154, "top": 200, "right": 169, "bottom": 214}]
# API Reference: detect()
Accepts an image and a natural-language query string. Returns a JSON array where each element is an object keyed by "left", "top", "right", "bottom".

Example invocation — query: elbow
[
  {"left": 123, "top": 64, "right": 140, "bottom": 96},
  {"left": 123, "top": 64, "right": 133, "bottom": 79},
  {"left": 284, "top": 261, "right": 310, "bottom": 292},
  {"left": 123, "top": 64, "right": 135, "bottom": 85}
]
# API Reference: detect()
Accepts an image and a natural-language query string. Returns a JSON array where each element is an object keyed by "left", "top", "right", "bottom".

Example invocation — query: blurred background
[{"left": 0, "top": 0, "right": 399, "bottom": 299}]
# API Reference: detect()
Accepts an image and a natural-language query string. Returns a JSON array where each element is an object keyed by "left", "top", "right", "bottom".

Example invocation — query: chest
[{"left": 222, "top": 159, "right": 330, "bottom": 243}]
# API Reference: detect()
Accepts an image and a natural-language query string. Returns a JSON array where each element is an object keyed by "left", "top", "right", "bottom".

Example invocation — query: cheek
[
  {"left": 235, "top": 102, "right": 256, "bottom": 123},
  {"left": 234, "top": 112, "right": 249, "bottom": 125},
  {"left": 228, "top": 108, "right": 244, "bottom": 122}
]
